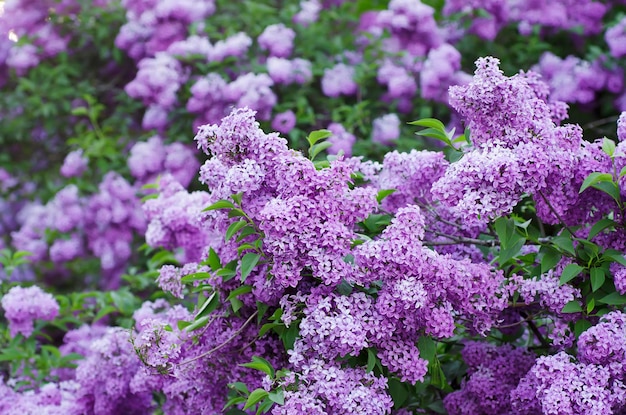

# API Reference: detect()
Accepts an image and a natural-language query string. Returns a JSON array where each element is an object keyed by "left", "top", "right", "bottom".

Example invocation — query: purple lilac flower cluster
[
  {"left": 127, "top": 136, "right": 199, "bottom": 187},
  {"left": 1, "top": 285, "right": 59, "bottom": 337},
  {"left": 444, "top": 342, "right": 536, "bottom": 415}
]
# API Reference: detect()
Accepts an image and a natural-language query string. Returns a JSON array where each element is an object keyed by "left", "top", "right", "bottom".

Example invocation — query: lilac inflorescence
[{"left": 1, "top": 285, "right": 59, "bottom": 337}]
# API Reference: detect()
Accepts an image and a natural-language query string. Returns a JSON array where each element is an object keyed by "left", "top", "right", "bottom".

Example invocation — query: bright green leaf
[
  {"left": 307, "top": 129, "right": 332, "bottom": 146},
  {"left": 243, "top": 389, "right": 269, "bottom": 410},
  {"left": 226, "top": 220, "right": 248, "bottom": 241}
]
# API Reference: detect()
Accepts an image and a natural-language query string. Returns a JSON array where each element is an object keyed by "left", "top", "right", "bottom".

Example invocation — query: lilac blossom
[
  {"left": 1, "top": 285, "right": 59, "bottom": 337},
  {"left": 271, "top": 110, "right": 297, "bottom": 134},
  {"left": 321, "top": 63, "right": 357, "bottom": 97},
  {"left": 258, "top": 24, "right": 296, "bottom": 58},
  {"left": 327, "top": 122, "right": 356, "bottom": 156},
  {"left": 372, "top": 113, "right": 400, "bottom": 145}
]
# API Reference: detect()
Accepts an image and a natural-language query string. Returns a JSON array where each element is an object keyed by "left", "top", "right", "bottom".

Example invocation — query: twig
[
  {"left": 426, "top": 230, "right": 498, "bottom": 247},
  {"left": 177, "top": 310, "right": 258, "bottom": 367},
  {"left": 538, "top": 191, "right": 578, "bottom": 239},
  {"left": 523, "top": 314, "right": 550, "bottom": 349},
  {"left": 583, "top": 115, "right": 619, "bottom": 131}
]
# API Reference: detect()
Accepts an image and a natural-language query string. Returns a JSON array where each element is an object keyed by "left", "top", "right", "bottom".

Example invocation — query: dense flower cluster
[
  {"left": 7, "top": 0, "right": 626, "bottom": 414},
  {"left": 1, "top": 285, "right": 59, "bottom": 337},
  {"left": 444, "top": 342, "right": 536, "bottom": 415}
]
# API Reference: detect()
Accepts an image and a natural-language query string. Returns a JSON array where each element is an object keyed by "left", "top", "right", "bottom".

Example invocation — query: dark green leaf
[
  {"left": 579, "top": 172, "right": 613, "bottom": 194},
  {"left": 588, "top": 218, "right": 616, "bottom": 240},
  {"left": 574, "top": 319, "right": 592, "bottom": 337},
  {"left": 540, "top": 247, "right": 562, "bottom": 273},
  {"left": 196, "top": 291, "right": 220, "bottom": 318},
  {"left": 417, "top": 336, "right": 437, "bottom": 363},
  {"left": 226, "top": 285, "right": 253, "bottom": 301},
  {"left": 559, "top": 264, "right": 584, "bottom": 285},
  {"left": 561, "top": 300, "right": 583, "bottom": 313},
  {"left": 366, "top": 348, "right": 376, "bottom": 373},
  {"left": 592, "top": 181, "right": 621, "bottom": 205},
  {"left": 590, "top": 268, "right": 605, "bottom": 292},
  {"left": 388, "top": 379, "right": 409, "bottom": 408},
  {"left": 241, "top": 253, "right": 261, "bottom": 282},
  {"left": 207, "top": 248, "right": 221, "bottom": 271},
  {"left": 604, "top": 250, "right": 626, "bottom": 266},
  {"left": 598, "top": 292, "right": 626, "bottom": 305}
]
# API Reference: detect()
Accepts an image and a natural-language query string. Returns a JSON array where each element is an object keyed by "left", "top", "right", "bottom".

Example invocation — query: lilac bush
[{"left": 5, "top": 0, "right": 626, "bottom": 414}]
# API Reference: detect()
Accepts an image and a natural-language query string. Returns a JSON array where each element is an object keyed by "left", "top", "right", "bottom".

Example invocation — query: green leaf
[
  {"left": 240, "top": 356, "right": 275, "bottom": 378},
  {"left": 196, "top": 291, "right": 220, "bottom": 318},
  {"left": 228, "top": 208, "right": 247, "bottom": 218},
  {"left": 232, "top": 192, "right": 243, "bottom": 205},
  {"left": 268, "top": 389, "right": 284, "bottom": 405},
  {"left": 429, "top": 358, "right": 449, "bottom": 390},
  {"left": 204, "top": 200, "right": 236, "bottom": 211},
  {"left": 230, "top": 382, "right": 250, "bottom": 395},
  {"left": 243, "top": 389, "right": 269, "bottom": 410},
  {"left": 185, "top": 315, "right": 211, "bottom": 332},
  {"left": 376, "top": 189, "right": 396, "bottom": 204},
  {"left": 241, "top": 253, "right": 261, "bottom": 282},
  {"left": 598, "top": 292, "right": 626, "bottom": 305},
  {"left": 217, "top": 268, "right": 237, "bottom": 281},
  {"left": 306, "top": 129, "right": 332, "bottom": 146},
  {"left": 366, "top": 348, "right": 377, "bottom": 373},
  {"left": 587, "top": 297, "right": 596, "bottom": 314},
  {"left": 620, "top": 166, "right": 626, "bottom": 178},
  {"left": 574, "top": 319, "right": 592, "bottom": 337},
  {"left": 180, "top": 272, "right": 211, "bottom": 283},
  {"left": 592, "top": 181, "right": 621, "bottom": 205},
  {"left": 226, "top": 220, "right": 248, "bottom": 241},
  {"left": 590, "top": 268, "right": 606, "bottom": 292},
  {"left": 552, "top": 235, "right": 576, "bottom": 255},
  {"left": 207, "top": 248, "right": 221, "bottom": 271},
  {"left": 540, "top": 247, "right": 562, "bottom": 273},
  {"left": 561, "top": 300, "right": 583, "bottom": 313},
  {"left": 388, "top": 378, "right": 409, "bottom": 408},
  {"left": 559, "top": 264, "right": 584, "bottom": 285},
  {"left": 259, "top": 322, "right": 280, "bottom": 337},
  {"left": 236, "top": 226, "right": 258, "bottom": 242},
  {"left": 223, "top": 397, "right": 247, "bottom": 411},
  {"left": 579, "top": 172, "right": 613, "bottom": 194},
  {"left": 603, "top": 249, "right": 626, "bottom": 266},
  {"left": 226, "top": 285, "right": 253, "bottom": 301},
  {"left": 414, "top": 128, "right": 451, "bottom": 146},
  {"left": 602, "top": 137, "right": 616, "bottom": 157},
  {"left": 281, "top": 323, "right": 298, "bottom": 350},
  {"left": 588, "top": 218, "right": 616, "bottom": 240},
  {"left": 417, "top": 336, "right": 437, "bottom": 363},
  {"left": 309, "top": 141, "right": 332, "bottom": 161},
  {"left": 93, "top": 305, "right": 117, "bottom": 323},
  {"left": 408, "top": 118, "right": 446, "bottom": 131},
  {"left": 230, "top": 298, "right": 244, "bottom": 313}
]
